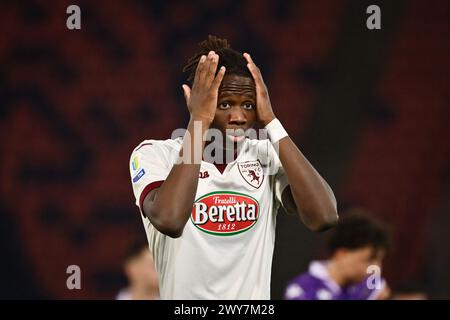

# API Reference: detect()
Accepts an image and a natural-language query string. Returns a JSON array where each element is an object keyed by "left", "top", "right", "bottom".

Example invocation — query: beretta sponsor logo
[{"left": 191, "top": 191, "right": 260, "bottom": 236}]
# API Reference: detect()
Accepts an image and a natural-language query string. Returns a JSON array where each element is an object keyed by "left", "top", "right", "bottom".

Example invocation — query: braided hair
[{"left": 182, "top": 35, "right": 252, "bottom": 85}]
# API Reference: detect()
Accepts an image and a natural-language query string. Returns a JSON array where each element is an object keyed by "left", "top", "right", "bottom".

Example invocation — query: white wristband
[{"left": 265, "top": 118, "right": 288, "bottom": 143}]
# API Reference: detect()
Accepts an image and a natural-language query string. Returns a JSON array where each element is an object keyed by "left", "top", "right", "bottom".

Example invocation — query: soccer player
[
  {"left": 129, "top": 35, "right": 338, "bottom": 299},
  {"left": 284, "top": 212, "right": 391, "bottom": 300},
  {"left": 116, "top": 239, "right": 159, "bottom": 300}
]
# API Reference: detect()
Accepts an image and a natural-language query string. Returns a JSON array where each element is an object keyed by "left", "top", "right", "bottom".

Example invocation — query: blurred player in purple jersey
[
  {"left": 285, "top": 212, "right": 391, "bottom": 300},
  {"left": 116, "top": 239, "right": 159, "bottom": 300}
]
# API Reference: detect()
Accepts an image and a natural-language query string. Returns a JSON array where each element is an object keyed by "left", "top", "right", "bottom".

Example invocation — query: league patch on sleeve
[
  {"left": 131, "top": 154, "right": 141, "bottom": 172},
  {"left": 132, "top": 168, "right": 145, "bottom": 183}
]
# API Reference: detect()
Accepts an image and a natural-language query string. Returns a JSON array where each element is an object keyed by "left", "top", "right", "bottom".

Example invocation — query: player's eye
[
  {"left": 218, "top": 102, "right": 231, "bottom": 110},
  {"left": 242, "top": 103, "right": 255, "bottom": 110}
]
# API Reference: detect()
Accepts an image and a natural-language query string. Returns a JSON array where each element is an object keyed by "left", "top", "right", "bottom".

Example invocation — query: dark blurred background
[{"left": 0, "top": 0, "right": 449, "bottom": 299}]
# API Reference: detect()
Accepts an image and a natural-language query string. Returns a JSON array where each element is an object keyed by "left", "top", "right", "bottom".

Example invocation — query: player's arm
[
  {"left": 142, "top": 52, "right": 225, "bottom": 238},
  {"left": 277, "top": 141, "right": 338, "bottom": 232},
  {"left": 244, "top": 53, "right": 338, "bottom": 232}
]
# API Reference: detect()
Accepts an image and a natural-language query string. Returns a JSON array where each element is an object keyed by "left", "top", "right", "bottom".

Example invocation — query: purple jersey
[{"left": 284, "top": 261, "right": 385, "bottom": 300}]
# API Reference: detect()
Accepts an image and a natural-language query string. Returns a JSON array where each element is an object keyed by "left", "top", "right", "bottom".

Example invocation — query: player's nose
[{"left": 228, "top": 106, "right": 246, "bottom": 125}]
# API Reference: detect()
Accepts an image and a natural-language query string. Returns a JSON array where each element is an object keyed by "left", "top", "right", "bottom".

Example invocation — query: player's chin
[{"left": 352, "top": 275, "right": 367, "bottom": 284}]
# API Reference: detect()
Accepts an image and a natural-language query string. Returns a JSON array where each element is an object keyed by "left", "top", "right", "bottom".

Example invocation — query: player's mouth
[{"left": 225, "top": 128, "right": 246, "bottom": 143}]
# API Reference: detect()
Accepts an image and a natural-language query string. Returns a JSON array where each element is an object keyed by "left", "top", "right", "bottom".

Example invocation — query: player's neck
[
  {"left": 326, "top": 260, "right": 349, "bottom": 288},
  {"left": 203, "top": 140, "right": 244, "bottom": 164}
]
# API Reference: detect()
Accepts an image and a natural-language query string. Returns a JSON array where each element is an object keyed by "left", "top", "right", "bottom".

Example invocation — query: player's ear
[{"left": 124, "top": 260, "right": 133, "bottom": 279}]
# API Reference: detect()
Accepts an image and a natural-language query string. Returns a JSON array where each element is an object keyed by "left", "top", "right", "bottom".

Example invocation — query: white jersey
[{"left": 129, "top": 137, "right": 289, "bottom": 299}]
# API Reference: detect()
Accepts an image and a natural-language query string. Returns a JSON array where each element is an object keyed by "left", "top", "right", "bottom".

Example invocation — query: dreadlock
[{"left": 182, "top": 35, "right": 252, "bottom": 85}]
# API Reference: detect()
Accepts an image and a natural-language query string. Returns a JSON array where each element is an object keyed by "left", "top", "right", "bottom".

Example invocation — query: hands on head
[{"left": 182, "top": 51, "right": 276, "bottom": 127}]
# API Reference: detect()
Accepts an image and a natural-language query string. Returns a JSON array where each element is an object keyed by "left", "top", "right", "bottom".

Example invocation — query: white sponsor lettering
[{"left": 193, "top": 200, "right": 257, "bottom": 225}]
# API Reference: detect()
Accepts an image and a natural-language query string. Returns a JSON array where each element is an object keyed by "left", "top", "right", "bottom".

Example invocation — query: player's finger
[
  {"left": 193, "top": 55, "right": 206, "bottom": 89},
  {"left": 205, "top": 53, "right": 219, "bottom": 87},
  {"left": 243, "top": 53, "right": 265, "bottom": 86},
  {"left": 199, "top": 51, "right": 214, "bottom": 86},
  {"left": 211, "top": 66, "right": 226, "bottom": 91}
]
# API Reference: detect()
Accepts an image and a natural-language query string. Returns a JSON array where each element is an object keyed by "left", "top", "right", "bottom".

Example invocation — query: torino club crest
[{"left": 238, "top": 160, "right": 264, "bottom": 189}]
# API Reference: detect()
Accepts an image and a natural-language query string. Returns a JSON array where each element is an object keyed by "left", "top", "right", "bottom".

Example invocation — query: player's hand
[
  {"left": 182, "top": 51, "right": 226, "bottom": 124},
  {"left": 243, "top": 53, "right": 276, "bottom": 127}
]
